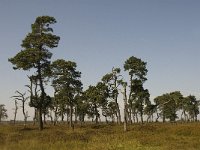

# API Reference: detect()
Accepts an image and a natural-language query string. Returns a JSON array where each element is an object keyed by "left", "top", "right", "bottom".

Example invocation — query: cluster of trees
[
  {"left": 6, "top": 16, "right": 200, "bottom": 131},
  {"left": 154, "top": 92, "right": 199, "bottom": 123}
]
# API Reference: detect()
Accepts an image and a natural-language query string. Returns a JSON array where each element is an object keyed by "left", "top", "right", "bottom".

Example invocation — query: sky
[{"left": 1, "top": 0, "right": 200, "bottom": 120}]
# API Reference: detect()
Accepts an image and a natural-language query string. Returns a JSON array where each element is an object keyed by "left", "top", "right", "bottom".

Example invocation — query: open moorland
[{"left": 1, "top": 122, "right": 200, "bottom": 150}]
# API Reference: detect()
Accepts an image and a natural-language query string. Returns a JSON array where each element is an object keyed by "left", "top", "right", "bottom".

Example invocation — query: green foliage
[
  {"left": 154, "top": 91, "right": 184, "bottom": 122},
  {"left": 124, "top": 56, "right": 149, "bottom": 123},
  {"left": 9, "top": 16, "right": 60, "bottom": 71},
  {"left": 101, "top": 67, "right": 122, "bottom": 123},
  {"left": 51, "top": 59, "right": 82, "bottom": 106},
  {"left": 124, "top": 56, "right": 147, "bottom": 82},
  {"left": 51, "top": 59, "right": 82, "bottom": 126},
  {"left": 8, "top": 16, "right": 60, "bottom": 130},
  {"left": 183, "top": 95, "right": 199, "bottom": 121},
  {"left": 75, "top": 94, "right": 89, "bottom": 122},
  {"left": 84, "top": 82, "right": 109, "bottom": 123}
]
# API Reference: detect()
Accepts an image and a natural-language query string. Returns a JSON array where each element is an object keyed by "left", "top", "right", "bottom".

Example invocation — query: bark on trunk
[
  {"left": 38, "top": 108, "right": 43, "bottom": 130},
  {"left": 37, "top": 63, "right": 45, "bottom": 131},
  {"left": 14, "top": 100, "right": 18, "bottom": 125},
  {"left": 69, "top": 105, "right": 73, "bottom": 128}
]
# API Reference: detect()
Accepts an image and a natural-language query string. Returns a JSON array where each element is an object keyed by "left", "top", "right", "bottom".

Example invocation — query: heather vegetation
[{"left": 1, "top": 123, "right": 200, "bottom": 150}]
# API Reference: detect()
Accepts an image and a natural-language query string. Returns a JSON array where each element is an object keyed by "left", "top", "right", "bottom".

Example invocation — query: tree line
[{"left": 0, "top": 16, "right": 199, "bottom": 131}]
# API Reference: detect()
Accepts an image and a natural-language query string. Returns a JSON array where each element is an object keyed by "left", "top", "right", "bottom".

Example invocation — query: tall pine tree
[{"left": 9, "top": 16, "right": 60, "bottom": 130}]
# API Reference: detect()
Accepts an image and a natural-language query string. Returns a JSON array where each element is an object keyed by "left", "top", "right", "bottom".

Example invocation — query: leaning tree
[{"left": 9, "top": 16, "right": 60, "bottom": 130}]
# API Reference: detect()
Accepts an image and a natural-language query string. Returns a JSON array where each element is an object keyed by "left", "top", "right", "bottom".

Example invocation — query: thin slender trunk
[
  {"left": 112, "top": 70, "right": 121, "bottom": 124},
  {"left": 75, "top": 106, "right": 78, "bottom": 123},
  {"left": 82, "top": 114, "right": 85, "bottom": 122},
  {"left": 151, "top": 113, "right": 154, "bottom": 122},
  {"left": 14, "top": 100, "right": 18, "bottom": 125},
  {"left": 163, "top": 115, "right": 165, "bottom": 123},
  {"left": 128, "top": 75, "right": 133, "bottom": 123},
  {"left": 22, "top": 101, "right": 26, "bottom": 128},
  {"left": 38, "top": 108, "right": 43, "bottom": 130},
  {"left": 49, "top": 111, "right": 53, "bottom": 124},
  {"left": 140, "top": 111, "right": 143, "bottom": 124},
  {"left": 37, "top": 63, "right": 45, "bottom": 131},
  {"left": 61, "top": 110, "right": 64, "bottom": 122},
  {"left": 105, "top": 116, "right": 108, "bottom": 124},
  {"left": 94, "top": 104, "right": 98, "bottom": 124},
  {"left": 33, "top": 108, "right": 37, "bottom": 125},
  {"left": 54, "top": 108, "right": 58, "bottom": 125},
  {"left": 129, "top": 107, "right": 133, "bottom": 124},
  {"left": 122, "top": 84, "right": 128, "bottom": 132},
  {"left": 43, "top": 113, "right": 46, "bottom": 124},
  {"left": 147, "top": 115, "right": 150, "bottom": 123},
  {"left": 115, "top": 112, "right": 118, "bottom": 123},
  {"left": 183, "top": 110, "right": 186, "bottom": 122},
  {"left": 69, "top": 105, "right": 73, "bottom": 128},
  {"left": 135, "top": 112, "right": 138, "bottom": 123},
  {"left": 132, "top": 108, "right": 136, "bottom": 124},
  {"left": 111, "top": 114, "right": 114, "bottom": 123},
  {"left": 156, "top": 112, "right": 159, "bottom": 122},
  {"left": 114, "top": 89, "right": 121, "bottom": 124}
]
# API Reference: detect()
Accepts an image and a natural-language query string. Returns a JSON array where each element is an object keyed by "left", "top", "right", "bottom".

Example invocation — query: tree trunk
[
  {"left": 135, "top": 112, "right": 138, "bottom": 123},
  {"left": 129, "top": 108, "right": 132, "bottom": 124},
  {"left": 54, "top": 108, "right": 58, "bottom": 125},
  {"left": 37, "top": 63, "right": 45, "bottom": 131},
  {"left": 195, "top": 113, "right": 198, "bottom": 122},
  {"left": 105, "top": 116, "right": 108, "bottom": 124},
  {"left": 49, "top": 111, "right": 53, "bottom": 124},
  {"left": 74, "top": 106, "right": 78, "bottom": 124},
  {"left": 140, "top": 111, "right": 143, "bottom": 124},
  {"left": 156, "top": 112, "right": 159, "bottom": 122},
  {"left": 69, "top": 105, "right": 73, "bottom": 128},
  {"left": 61, "top": 110, "right": 64, "bottom": 122},
  {"left": 114, "top": 92, "right": 121, "bottom": 124},
  {"left": 38, "top": 108, "right": 43, "bottom": 130},
  {"left": 33, "top": 108, "right": 37, "bottom": 125},
  {"left": 146, "top": 115, "right": 150, "bottom": 123},
  {"left": 94, "top": 104, "right": 98, "bottom": 124},
  {"left": 14, "top": 100, "right": 18, "bottom": 125},
  {"left": 128, "top": 75, "right": 133, "bottom": 123},
  {"left": 22, "top": 100, "right": 26, "bottom": 128},
  {"left": 163, "top": 115, "right": 165, "bottom": 123},
  {"left": 113, "top": 74, "right": 121, "bottom": 124},
  {"left": 122, "top": 84, "right": 128, "bottom": 132},
  {"left": 111, "top": 114, "right": 114, "bottom": 123},
  {"left": 43, "top": 113, "right": 46, "bottom": 124},
  {"left": 151, "top": 113, "right": 154, "bottom": 122},
  {"left": 132, "top": 108, "right": 136, "bottom": 124}
]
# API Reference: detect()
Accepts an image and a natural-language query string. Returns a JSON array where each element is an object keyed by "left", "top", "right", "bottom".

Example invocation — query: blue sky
[{"left": 1, "top": 0, "right": 200, "bottom": 120}]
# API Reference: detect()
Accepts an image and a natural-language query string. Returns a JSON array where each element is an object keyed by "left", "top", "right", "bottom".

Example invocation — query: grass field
[{"left": 0, "top": 122, "right": 200, "bottom": 150}]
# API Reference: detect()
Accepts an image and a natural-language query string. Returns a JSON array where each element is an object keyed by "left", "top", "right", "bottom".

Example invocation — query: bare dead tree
[
  {"left": 12, "top": 91, "right": 28, "bottom": 128},
  {"left": 13, "top": 100, "right": 18, "bottom": 125},
  {"left": 120, "top": 82, "right": 128, "bottom": 132}
]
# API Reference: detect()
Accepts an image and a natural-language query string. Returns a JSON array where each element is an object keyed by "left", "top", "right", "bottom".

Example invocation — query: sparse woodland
[
  {"left": 1, "top": 16, "right": 198, "bottom": 131},
  {"left": 1, "top": 15, "right": 200, "bottom": 150}
]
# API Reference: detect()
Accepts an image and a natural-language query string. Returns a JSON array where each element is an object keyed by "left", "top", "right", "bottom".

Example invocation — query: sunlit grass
[{"left": 0, "top": 122, "right": 200, "bottom": 150}]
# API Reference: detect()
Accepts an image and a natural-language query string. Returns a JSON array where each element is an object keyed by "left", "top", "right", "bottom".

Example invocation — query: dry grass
[{"left": 0, "top": 122, "right": 200, "bottom": 150}]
